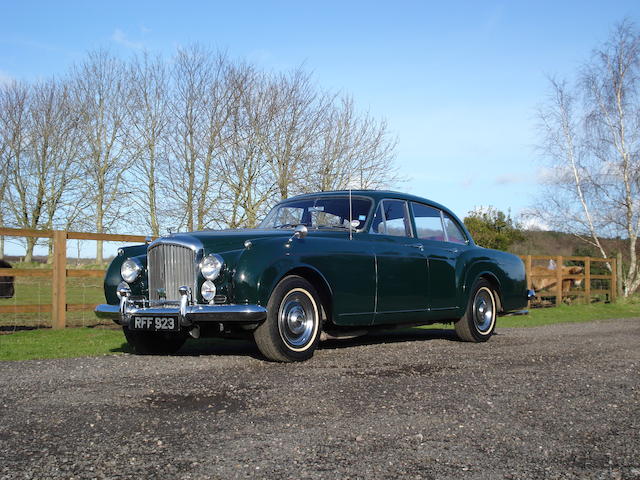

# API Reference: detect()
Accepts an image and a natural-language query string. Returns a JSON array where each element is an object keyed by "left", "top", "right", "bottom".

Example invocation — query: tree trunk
[{"left": 24, "top": 237, "right": 36, "bottom": 263}]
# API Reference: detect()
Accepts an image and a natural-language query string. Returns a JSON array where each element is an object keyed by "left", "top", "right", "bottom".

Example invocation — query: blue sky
[{"left": 2, "top": 0, "right": 639, "bottom": 224}]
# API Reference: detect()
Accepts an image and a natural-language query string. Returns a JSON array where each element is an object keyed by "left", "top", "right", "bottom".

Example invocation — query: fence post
[
  {"left": 584, "top": 258, "right": 591, "bottom": 304},
  {"left": 556, "top": 255, "right": 563, "bottom": 306},
  {"left": 52, "top": 230, "right": 67, "bottom": 329},
  {"left": 615, "top": 252, "right": 623, "bottom": 300},
  {"left": 525, "top": 255, "right": 532, "bottom": 307}
]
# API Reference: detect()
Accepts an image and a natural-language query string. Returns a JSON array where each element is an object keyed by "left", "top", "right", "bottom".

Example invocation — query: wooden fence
[
  {"left": 0, "top": 227, "right": 150, "bottom": 329},
  {"left": 520, "top": 255, "right": 617, "bottom": 306}
]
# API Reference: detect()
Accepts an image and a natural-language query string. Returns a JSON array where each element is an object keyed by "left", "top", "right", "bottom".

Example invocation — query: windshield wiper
[{"left": 273, "top": 223, "right": 306, "bottom": 229}]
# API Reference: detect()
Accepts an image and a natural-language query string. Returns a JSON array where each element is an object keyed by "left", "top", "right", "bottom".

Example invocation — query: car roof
[{"left": 287, "top": 190, "right": 454, "bottom": 216}]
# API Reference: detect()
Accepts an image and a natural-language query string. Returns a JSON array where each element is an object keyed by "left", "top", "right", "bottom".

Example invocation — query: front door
[{"left": 370, "top": 199, "right": 429, "bottom": 324}]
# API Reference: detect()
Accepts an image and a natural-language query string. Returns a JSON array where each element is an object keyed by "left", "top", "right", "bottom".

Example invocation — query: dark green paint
[{"left": 102, "top": 190, "right": 528, "bottom": 328}]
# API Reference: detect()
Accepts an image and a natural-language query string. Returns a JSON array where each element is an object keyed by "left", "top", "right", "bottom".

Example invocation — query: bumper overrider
[{"left": 94, "top": 285, "right": 267, "bottom": 327}]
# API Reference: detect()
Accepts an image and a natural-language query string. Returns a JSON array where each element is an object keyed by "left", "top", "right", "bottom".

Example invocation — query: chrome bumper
[{"left": 94, "top": 301, "right": 267, "bottom": 326}]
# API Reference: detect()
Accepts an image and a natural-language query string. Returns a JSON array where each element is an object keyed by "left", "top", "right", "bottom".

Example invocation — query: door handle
[{"left": 405, "top": 243, "right": 424, "bottom": 251}]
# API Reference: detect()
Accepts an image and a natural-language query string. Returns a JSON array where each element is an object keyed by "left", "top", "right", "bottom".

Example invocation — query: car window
[
  {"left": 371, "top": 200, "right": 412, "bottom": 237},
  {"left": 370, "top": 200, "right": 411, "bottom": 236},
  {"left": 443, "top": 213, "right": 468, "bottom": 244},
  {"left": 411, "top": 203, "right": 445, "bottom": 241}
]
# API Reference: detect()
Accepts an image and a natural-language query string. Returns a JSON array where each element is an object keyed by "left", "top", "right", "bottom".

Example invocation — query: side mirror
[{"left": 293, "top": 224, "right": 308, "bottom": 239}]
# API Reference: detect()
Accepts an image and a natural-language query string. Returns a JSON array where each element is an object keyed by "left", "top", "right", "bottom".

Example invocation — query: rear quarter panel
[{"left": 459, "top": 247, "right": 527, "bottom": 313}]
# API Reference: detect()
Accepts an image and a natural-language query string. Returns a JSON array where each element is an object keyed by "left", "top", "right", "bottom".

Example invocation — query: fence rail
[
  {"left": 0, "top": 227, "right": 151, "bottom": 328},
  {"left": 519, "top": 254, "right": 617, "bottom": 306}
]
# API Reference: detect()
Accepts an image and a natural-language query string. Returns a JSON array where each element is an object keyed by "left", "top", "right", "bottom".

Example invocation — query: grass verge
[{"left": 0, "top": 328, "right": 130, "bottom": 362}]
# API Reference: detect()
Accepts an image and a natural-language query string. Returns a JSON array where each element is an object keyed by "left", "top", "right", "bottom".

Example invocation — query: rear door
[{"left": 410, "top": 203, "right": 468, "bottom": 312}]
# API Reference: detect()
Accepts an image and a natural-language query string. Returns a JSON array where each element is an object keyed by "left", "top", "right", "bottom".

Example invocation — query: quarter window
[
  {"left": 411, "top": 203, "right": 445, "bottom": 241},
  {"left": 443, "top": 214, "right": 468, "bottom": 244}
]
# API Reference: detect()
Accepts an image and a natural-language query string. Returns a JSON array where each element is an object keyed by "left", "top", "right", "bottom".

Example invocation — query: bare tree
[
  {"left": 308, "top": 96, "right": 399, "bottom": 192},
  {"left": 72, "top": 50, "right": 128, "bottom": 263},
  {"left": 0, "top": 79, "right": 82, "bottom": 262},
  {"left": 216, "top": 66, "right": 276, "bottom": 227},
  {"left": 0, "top": 107, "right": 8, "bottom": 259},
  {"left": 165, "top": 46, "right": 232, "bottom": 231},
  {"left": 535, "top": 20, "right": 640, "bottom": 296},
  {"left": 250, "top": 68, "right": 327, "bottom": 201},
  {"left": 124, "top": 52, "right": 170, "bottom": 236}
]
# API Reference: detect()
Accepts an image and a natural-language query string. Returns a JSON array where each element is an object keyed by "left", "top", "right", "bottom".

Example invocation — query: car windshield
[{"left": 259, "top": 196, "right": 373, "bottom": 230}]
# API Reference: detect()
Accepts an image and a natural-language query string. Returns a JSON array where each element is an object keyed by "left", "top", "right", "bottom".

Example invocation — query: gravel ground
[{"left": 0, "top": 318, "right": 639, "bottom": 480}]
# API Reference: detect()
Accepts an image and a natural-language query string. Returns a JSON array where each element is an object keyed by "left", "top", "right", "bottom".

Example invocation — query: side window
[
  {"left": 370, "top": 200, "right": 412, "bottom": 237},
  {"left": 411, "top": 203, "right": 445, "bottom": 241},
  {"left": 443, "top": 214, "right": 468, "bottom": 244},
  {"left": 383, "top": 200, "right": 411, "bottom": 237}
]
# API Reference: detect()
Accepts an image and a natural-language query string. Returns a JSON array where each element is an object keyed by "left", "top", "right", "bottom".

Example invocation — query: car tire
[
  {"left": 123, "top": 327, "right": 187, "bottom": 355},
  {"left": 455, "top": 279, "right": 497, "bottom": 342},
  {"left": 254, "top": 275, "right": 322, "bottom": 362}
]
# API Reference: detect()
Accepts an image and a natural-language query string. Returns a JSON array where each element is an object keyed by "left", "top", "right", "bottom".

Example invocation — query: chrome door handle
[{"left": 405, "top": 243, "right": 424, "bottom": 250}]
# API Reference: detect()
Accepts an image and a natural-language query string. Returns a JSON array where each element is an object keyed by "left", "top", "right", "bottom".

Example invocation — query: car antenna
[{"left": 349, "top": 188, "right": 353, "bottom": 241}]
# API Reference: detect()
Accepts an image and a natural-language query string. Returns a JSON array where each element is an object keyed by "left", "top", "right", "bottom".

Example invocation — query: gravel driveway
[{"left": 1, "top": 318, "right": 639, "bottom": 480}]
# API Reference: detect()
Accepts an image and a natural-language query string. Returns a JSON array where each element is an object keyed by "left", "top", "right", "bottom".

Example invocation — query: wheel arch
[
  {"left": 466, "top": 270, "right": 503, "bottom": 314},
  {"left": 278, "top": 266, "right": 334, "bottom": 325}
]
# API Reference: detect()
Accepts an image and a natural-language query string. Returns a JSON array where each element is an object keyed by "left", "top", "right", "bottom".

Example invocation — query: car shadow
[
  {"left": 109, "top": 327, "right": 462, "bottom": 359},
  {"left": 319, "top": 328, "right": 461, "bottom": 351}
]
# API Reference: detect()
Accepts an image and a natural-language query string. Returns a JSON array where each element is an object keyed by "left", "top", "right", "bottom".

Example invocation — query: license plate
[{"left": 130, "top": 316, "right": 180, "bottom": 332}]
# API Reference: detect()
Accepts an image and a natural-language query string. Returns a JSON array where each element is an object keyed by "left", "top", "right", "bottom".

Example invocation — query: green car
[{"left": 95, "top": 190, "right": 532, "bottom": 362}]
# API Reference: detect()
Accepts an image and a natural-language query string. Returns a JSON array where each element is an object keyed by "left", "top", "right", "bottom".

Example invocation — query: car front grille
[{"left": 148, "top": 243, "right": 196, "bottom": 301}]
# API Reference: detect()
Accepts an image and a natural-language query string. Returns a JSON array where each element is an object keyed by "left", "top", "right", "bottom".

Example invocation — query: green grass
[
  {"left": 0, "top": 327, "right": 130, "bottom": 362},
  {"left": 499, "top": 300, "right": 640, "bottom": 327}
]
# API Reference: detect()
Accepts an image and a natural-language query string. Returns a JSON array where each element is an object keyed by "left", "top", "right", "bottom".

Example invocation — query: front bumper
[{"left": 95, "top": 300, "right": 267, "bottom": 326}]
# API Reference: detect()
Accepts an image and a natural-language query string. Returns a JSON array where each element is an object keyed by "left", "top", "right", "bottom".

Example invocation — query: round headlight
[
  {"left": 200, "top": 254, "right": 223, "bottom": 280},
  {"left": 121, "top": 258, "right": 142, "bottom": 283},
  {"left": 201, "top": 280, "right": 216, "bottom": 302}
]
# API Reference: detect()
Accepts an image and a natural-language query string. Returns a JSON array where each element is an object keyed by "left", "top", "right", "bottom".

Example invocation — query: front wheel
[
  {"left": 123, "top": 328, "right": 187, "bottom": 355},
  {"left": 253, "top": 275, "right": 322, "bottom": 362},
  {"left": 455, "top": 279, "right": 497, "bottom": 342}
]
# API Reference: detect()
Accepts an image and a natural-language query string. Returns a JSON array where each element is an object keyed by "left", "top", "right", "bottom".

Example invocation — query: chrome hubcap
[
  {"left": 278, "top": 290, "right": 317, "bottom": 348},
  {"left": 473, "top": 288, "right": 494, "bottom": 333}
]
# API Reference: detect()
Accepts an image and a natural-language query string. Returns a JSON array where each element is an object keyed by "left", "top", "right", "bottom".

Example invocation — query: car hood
[{"left": 151, "top": 229, "right": 295, "bottom": 254}]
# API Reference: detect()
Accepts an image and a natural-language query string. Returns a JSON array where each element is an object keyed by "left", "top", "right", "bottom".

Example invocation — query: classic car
[{"left": 95, "top": 190, "right": 533, "bottom": 362}]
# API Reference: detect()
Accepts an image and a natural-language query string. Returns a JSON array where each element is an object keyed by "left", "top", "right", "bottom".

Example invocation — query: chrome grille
[{"left": 148, "top": 243, "right": 196, "bottom": 301}]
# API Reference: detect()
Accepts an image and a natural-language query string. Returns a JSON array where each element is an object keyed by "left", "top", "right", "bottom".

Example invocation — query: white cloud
[
  {"left": 495, "top": 173, "right": 527, "bottom": 185},
  {"left": 111, "top": 29, "right": 143, "bottom": 50},
  {"left": 518, "top": 209, "right": 551, "bottom": 231}
]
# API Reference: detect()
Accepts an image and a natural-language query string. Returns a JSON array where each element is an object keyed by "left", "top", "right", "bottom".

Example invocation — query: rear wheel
[
  {"left": 254, "top": 275, "right": 322, "bottom": 362},
  {"left": 123, "top": 328, "right": 187, "bottom": 355},
  {"left": 455, "top": 279, "right": 497, "bottom": 342}
]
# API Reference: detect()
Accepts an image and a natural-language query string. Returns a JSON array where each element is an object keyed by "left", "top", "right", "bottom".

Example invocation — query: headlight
[
  {"left": 121, "top": 258, "right": 142, "bottom": 283},
  {"left": 201, "top": 280, "right": 216, "bottom": 302},
  {"left": 200, "top": 254, "right": 224, "bottom": 280}
]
